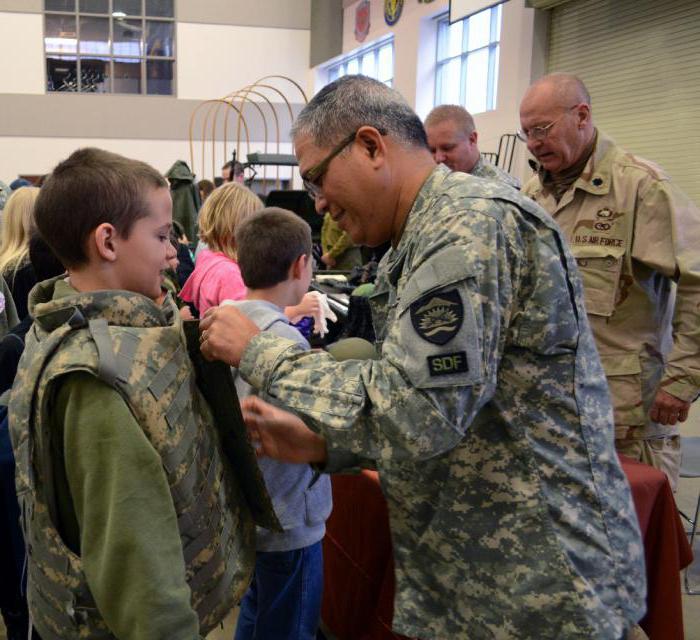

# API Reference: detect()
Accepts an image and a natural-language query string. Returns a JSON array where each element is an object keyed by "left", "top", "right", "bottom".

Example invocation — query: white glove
[{"left": 306, "top": 290, "right": 337, "bottom": 337}]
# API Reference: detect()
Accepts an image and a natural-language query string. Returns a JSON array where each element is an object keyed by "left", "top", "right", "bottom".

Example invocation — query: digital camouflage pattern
[
  {"left": 471, "top": 155, "right": 521, "bottom": 190},
  {"left": 239, "top": 165, "right": 646, "bottom": 639},
  {"left": 524, "top": 131, "right": 700, "bottom": 441},
  {"left": 9, "top": 277, "right": 255, "bottom": 640}
]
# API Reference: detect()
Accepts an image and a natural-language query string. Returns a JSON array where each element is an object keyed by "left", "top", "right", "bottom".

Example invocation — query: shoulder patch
[{"left": 410, "top": 289, "right": 463, "bottom": 345}]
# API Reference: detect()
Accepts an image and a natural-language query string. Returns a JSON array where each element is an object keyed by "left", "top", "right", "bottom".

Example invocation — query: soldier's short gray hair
[{"left": 291, "top": 75, "right": 428, "bottom": 150}]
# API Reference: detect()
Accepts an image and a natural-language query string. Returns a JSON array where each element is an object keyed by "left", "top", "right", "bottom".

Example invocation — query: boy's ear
[
  {"left": 290, "top": 253, "right": 308, "bottom": 280},
  {"left": 92, "top": 222, "right": 119, "bottom": 262}
]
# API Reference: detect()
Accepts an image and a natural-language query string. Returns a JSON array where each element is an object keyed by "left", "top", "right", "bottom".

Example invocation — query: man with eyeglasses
[
  {"left": 425, "top": 104, "right": 520, "bottom": 189},
  {"left": 200, "top": 75, "right": 645, "bottom": 639},
  {"left": 520, "top": 73, "right": 700, "bottom": 491}
]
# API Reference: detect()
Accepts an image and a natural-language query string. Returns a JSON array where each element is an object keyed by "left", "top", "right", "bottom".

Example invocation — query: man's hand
[
  {"left": 649, "top": 388, "right": 691, "bottom": 425},
  {"left": 199, "top": 305, "right": 260, "bottom": 366},
  {"left": 242, "top": 396, "right": 328, "bottom": 464},
  {"left": 321, "top": 252, "right": 336, "bottom": 268}
]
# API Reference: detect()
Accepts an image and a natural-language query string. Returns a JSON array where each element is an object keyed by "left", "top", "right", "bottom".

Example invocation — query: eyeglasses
[
  {"left": 517, "top": 104, "right": 579, "bottom": 142},
  {"left": 302, "top": 130, "right": 359, "bottom": 200}
]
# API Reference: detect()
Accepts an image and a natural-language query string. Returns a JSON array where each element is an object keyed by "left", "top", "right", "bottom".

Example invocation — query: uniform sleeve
[
  {"left": 632, "top": 178, "right": 700, "bottom": 402},
  {"left": 239, "top": 229, "right": 513, "bottom": 469},
  {"left": 57, "top": 372, "right": 200, "bottom": 640}
]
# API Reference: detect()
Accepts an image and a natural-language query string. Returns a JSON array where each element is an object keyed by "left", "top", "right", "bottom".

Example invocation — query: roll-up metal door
[{"left": 547, "top": 0, "right": 700, "bottom": 205}]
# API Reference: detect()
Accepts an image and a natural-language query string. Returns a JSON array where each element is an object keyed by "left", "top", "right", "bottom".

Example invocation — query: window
[
  {"left": 327, "top": 38, "right": 394, "bottom": 87},
  {"left": 44, "top": 0, "right": 175, "bottom": 95},
  {"left": 435, "top": 4, "right": 502, "bottom": 114}
]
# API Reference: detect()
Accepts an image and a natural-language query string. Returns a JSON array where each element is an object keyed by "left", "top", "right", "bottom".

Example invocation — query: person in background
[
  {"left": 425, "top": 104, "right": 520, "bottom": 189},
  {"left": 519, "top": 73, "right": 700, "bottom": 491},
  {"left": 0, "top": 187, "right": 40, "bottom": 320},
  {"left": 320, "top": 212, "right": 362, "bottom": 271},
  {"left": 229, "top": 207, "right": 332, "bottom": 640},
  {"left": 180, "top": 182, "right": 262, "bottom": 316},
  {"left": 198, "top": 178, "right": 215, "bottom": 204},
  {"left": 222, "top": 160, "right": 245, "bottom": 184}
]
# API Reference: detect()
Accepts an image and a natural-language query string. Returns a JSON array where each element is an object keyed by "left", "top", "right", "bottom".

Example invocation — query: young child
[
  {"left": 180, "top": 181, "right": 262, "bottom": 316},
  {"left": 229, "top": 207, "right": 332, "bottom": 640},
  {"left": 8, "top": 148, "right": 256, "bottom": 640}
]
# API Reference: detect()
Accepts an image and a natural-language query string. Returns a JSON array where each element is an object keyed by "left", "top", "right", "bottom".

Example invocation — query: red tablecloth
[{"left": 321, "top": 456, "right": 693, "bottom": 640}]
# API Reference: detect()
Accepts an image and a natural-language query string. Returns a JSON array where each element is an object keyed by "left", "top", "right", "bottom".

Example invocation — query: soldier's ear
[{"left": 356, "top": 126, "right": 386, "bottom": 165}]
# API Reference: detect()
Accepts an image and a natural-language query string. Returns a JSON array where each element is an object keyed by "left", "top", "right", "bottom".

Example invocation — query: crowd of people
[{"left": 0, "top": 71, "right": 698, "bottom": 640}]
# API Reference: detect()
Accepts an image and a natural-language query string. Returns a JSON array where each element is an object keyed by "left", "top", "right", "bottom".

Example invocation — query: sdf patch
[{"left": 410, "top": 289, "right": 463, "bottom": 345}]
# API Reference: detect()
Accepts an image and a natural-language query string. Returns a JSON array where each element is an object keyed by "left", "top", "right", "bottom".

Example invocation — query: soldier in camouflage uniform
[
  {"left": 9, "top": 148, "right": 256, "bottom": 640},
  {"left": 520, "top": 73, "right": 700, "bottom": 490},
  {"left": 425, "top": 104, "right": 521, "bottom": 189},
  {"left": 201, "top": 75, "right": 646, "bottom": 639}
]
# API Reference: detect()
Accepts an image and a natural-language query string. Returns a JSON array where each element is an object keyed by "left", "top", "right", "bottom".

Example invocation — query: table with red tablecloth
[{"left": 321, "top": 456, "right": 693, "bottom": 640}]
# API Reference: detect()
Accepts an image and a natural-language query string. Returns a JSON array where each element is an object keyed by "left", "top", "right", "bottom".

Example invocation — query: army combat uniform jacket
[
  {"left": 471, "top": 156, "right": 521, "bottom": 190},
  {"left": 238, "top": 166, "right": 646, "bottom": 639},
  {"left": 10, "top": 278, "right": 255, "bottom": 640},
  {"left": 524, "top": 132, "right": 700, "bottom": 439}
]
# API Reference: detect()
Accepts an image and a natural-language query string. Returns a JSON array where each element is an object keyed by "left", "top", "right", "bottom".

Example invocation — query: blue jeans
[{"left": 234, "top": 541, "right": 323, "bottom": 640}]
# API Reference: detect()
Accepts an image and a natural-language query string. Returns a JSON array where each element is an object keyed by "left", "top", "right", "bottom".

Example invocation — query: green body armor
[{"left": 9, "top": 281, "right": 256, "bottom": 639}]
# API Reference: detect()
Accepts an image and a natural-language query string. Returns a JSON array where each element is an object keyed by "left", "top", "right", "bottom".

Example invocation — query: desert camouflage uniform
[
  {"left": 524, "top": 131, "right": 700, "bottom": 489},
  {"left": 239, "top": 165, "right": 645, "bottom": 639},
  {"left": 471, "top": 156, "right": 521, "bottom": 190},
  {"left": 9, "top": 277, "right": 255, "bottom": 640}
]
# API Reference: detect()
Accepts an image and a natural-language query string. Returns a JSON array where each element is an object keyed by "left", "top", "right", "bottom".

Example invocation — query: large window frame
[
  {"left": 434, "top": 4, "right": 502, "bottom": 114},
  {"left": 326, "top": 37, "right": 394, "bottom": 88},
  {"left": 44, "top": 0, "right": 176, "bottom": 95}
]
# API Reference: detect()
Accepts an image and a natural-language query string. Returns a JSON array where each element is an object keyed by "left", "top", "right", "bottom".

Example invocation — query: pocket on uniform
[
  {"left": 598, "top": 353, "right": 646, "bottom": 426},
  {"left": 571, "top": 245, "right": 625, "bottom": 317}
]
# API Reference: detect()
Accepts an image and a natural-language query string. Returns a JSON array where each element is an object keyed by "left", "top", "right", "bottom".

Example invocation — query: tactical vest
[{"left": 9, "top": 282, "right": 255, "bottom": 640}]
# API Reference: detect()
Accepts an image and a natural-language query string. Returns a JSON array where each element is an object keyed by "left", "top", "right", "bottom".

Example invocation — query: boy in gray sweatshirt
[{"left": 229, "top": 207, "right": 332, "bottom": 640}]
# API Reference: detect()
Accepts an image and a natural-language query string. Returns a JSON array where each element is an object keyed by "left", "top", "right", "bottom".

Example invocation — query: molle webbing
[{"left": 9, "top": 286, "right": 256, "bottom": 639}]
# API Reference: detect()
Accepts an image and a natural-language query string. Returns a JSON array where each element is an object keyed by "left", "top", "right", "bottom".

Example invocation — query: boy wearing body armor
[{"left": 9, "top": 148, "right": 256, "bottom": 640}]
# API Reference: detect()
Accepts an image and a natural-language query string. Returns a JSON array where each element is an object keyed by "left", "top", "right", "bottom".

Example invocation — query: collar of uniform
[
  {"left": 384, "top": 165, "right": 450, "bottom": 286},
  {"left": 568, "top": 130, "right": 617, "bottom": 196},
  {"left": 31, "top": 275, "right": 174, "bottom": 333}
]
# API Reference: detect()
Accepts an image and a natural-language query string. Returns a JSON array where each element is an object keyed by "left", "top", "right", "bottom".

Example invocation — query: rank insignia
[
  {"left": 410, "top": 289, "right": 463, "bottom": 345},
  {"left": 384, "top": 0, "right": 404, "bottom": 26}
]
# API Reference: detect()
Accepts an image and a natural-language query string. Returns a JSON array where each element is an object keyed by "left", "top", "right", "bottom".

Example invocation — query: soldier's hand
[
  {"left": 199, "top": 305, "right": 260, "bottom": 366},
  {"left": 649, "top": 389, "right": 691, "bottom": 425},
  {"left": 242, "top": 396, "right": 328, "bottom": 464}
]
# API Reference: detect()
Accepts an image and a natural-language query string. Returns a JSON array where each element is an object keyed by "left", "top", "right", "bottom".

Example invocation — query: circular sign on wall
[
  {"left": 355, "top": 0, "right": 371, "bottom": 42},
  {"left": 384, "top": 0, "right": 404, "bottom": 26}
]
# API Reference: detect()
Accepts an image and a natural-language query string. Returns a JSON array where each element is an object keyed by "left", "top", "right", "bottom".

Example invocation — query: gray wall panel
[
  {"left": 310, "top": 0, "right": 342, "bottom": 67},
  {"left": 176, "top": 0, "right": 310, "bottom": 29},
  {"left": 0, "top": 93, "right": 302, "bottom": 141},
  {"left": 0, "top": 1, "right": 41, "bottom": 11}
]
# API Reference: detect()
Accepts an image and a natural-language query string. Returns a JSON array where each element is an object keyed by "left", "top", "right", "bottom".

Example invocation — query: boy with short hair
[
  {"left": 9, "top": 147, "right": 255, "bottom": 640},
  {"left": 230, "top": 207, "right": 332, "bottom": 640}
]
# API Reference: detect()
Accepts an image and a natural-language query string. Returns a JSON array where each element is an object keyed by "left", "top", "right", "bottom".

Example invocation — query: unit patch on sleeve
[
  {"left": 427, "top": 351, "right": 468, "bottom": 377},
  {"left": 410, "top": 289, "right": 463, "bottom": 345}
]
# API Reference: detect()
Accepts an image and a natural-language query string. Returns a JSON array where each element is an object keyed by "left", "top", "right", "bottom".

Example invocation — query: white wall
[
  {"left": 0, "top": 136, "right": 295, "bottom": 183},
  {"left": 323, "top": 0, "right": 543, "bottom": 182},
  {"left": 177, "top": 22, "right": 310, "bottom": 100},
  {"left": 0, "top": 12, "right": 44, "bottom": 94}
]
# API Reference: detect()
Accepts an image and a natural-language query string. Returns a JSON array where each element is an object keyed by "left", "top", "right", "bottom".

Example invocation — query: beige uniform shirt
[{"left": 524, "top": 131, "right": 700, "bottom": 438}]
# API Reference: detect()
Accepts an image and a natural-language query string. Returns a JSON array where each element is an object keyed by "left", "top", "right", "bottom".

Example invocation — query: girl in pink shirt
[{"left": 181, "top": 182, "right": 262, "bottom": 315}]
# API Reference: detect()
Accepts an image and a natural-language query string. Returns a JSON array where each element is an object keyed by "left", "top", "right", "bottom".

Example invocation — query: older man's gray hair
[{"left": 291, "top": 75, "right": 429, "bottom": 150}]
